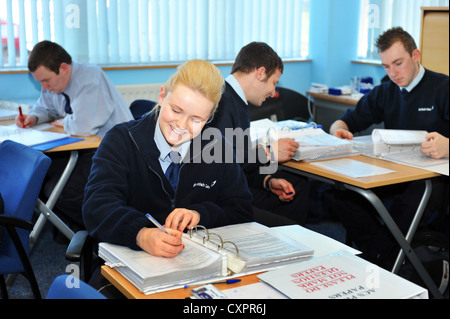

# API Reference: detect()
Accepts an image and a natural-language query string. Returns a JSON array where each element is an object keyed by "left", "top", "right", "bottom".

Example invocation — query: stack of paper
[
  {"left": 207, "top": 222, "right": 314, "bottom": 273},
  {"left": 99, "top": 239, "right": 224, "bottom": 295},
  {"left": 258, "top": 251, "right": 428, "bottom": 299},
  {"left": 250, "top": 119, "right": 354, "bottom": 161}
]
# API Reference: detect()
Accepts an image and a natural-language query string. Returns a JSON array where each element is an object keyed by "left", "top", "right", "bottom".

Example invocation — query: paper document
[
  {"left": 274, "top": 225, "right": 360, "bottom": 257},
  {"left": 0, "top": 124, "right": 70, "bottom": 147},
  {"left": 311, "top": 158, "right": 396, "bottom": 178},
  {"left": 258, "top": 251, "right": 428, "bottom": 299}
]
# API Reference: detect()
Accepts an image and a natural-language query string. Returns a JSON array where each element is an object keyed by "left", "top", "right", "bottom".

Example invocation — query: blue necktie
[
  {"left": 165, "top": 152, "right": 181, "bottom": 192},
  {"left": 62, "top": 93, "right": 73, "bottom": 114}
]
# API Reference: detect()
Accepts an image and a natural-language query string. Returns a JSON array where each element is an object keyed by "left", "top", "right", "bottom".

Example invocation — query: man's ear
[
  {"left": 59, "top": 62, "right": 70, "bottom": 75},
  {"left": 412, "top": 49, "right": 421, "bottom": 64},
  {"left": 255, "top": 66, "right": 267, "bottom": 82}
]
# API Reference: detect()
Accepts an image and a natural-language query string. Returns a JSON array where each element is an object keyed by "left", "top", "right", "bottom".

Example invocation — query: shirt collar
[
  {"left": 226, "top": 74, "right": 248, "bottom": 105},
  {"left": 64, "top": 62, "right": 79, "bottom": 95},
  {"left": 154, "top": 118, "right": 190, "bottom": 162},
  {"left": 401, "top": 64, "right": 425, "bottom": 92}
]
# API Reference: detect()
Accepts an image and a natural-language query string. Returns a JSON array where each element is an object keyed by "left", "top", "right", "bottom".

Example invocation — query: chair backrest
[
  {"left": 129, "top": 99, "right": 157, "bottom": 120},
  {"left": 0, "top": 140, "right": 51, "bottom": 253},
  {"left": 47, "top": 275, "right": 106, "bottom": 299},
  {"left": 248, "top": 87, "right": 312, "bottom": 123}
]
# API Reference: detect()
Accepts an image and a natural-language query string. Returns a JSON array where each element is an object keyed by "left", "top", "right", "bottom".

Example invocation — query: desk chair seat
[{"left": 0, "top": 140, "right": 52, "bottom": 299}]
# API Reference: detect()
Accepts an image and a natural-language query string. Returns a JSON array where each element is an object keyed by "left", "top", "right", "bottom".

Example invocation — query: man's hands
[
  {"left": 15, "top": 114, "right": 38, "bottom": 128},
  {"left": 264, "top": 176, "right": 296, "bottom": 202},
  {"left": 268, "top": 138, "right": 299, "bottom": 163},
  {"left": 421, "top": 132, "right": 449, "bottom": 159}
]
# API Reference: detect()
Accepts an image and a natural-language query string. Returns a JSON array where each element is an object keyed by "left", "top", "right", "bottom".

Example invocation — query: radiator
[{"left": 116, "top": 83, "right": 162, "bottom": 107}]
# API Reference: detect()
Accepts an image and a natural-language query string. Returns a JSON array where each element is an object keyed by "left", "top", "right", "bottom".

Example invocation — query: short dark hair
[
  {"left": 375, "top": 27, "right": 417, "bottom": 55},
  {"left": 28, "top": 41, "right": 72, "bottom": 74},
  {"left": 231, "top": 42, "right": 284, "bottom": 78}
]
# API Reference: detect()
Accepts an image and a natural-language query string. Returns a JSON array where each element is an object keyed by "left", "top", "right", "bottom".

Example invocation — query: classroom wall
[{"left": 0, "top": 0, "right": 385, "bottom": 104}]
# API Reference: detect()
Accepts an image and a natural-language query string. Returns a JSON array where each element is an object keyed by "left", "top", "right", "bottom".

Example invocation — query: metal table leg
[
  {"left": 345, "top": 182, "right": 442, "bottom": 299},
  {"left": 29, "top": 150, "right": 78, "bottom": 248}
]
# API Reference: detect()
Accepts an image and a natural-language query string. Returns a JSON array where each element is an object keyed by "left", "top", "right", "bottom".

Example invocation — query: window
[
  {"left": 0, "top": 0, "right": 310, "bottom": 69},
  {"left": 357, "top": 0, "right": 449, "bottom": 60}
]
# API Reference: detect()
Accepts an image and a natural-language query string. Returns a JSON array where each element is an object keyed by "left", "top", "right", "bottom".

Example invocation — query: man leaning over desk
[
  {"left": 329, "top": 27, "right": 449, "bottom": 269},
  {"left": 15, "top": 40, "right": 133, "bottom": 231}
]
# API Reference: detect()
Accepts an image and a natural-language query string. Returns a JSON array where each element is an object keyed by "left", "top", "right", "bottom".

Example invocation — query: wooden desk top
[
  {"left": 306, "top": 91, "right": 361, "bottom": 106},
  {"left": 283, "top": 155, "right": 440, "bottom": 189},
  {"left": 101, "top": 266, "right": 262, "bottom": 299},
  {"left": 0, "top": 119, "right": 102, "bottom": 152},
  {"left": 44, "top": 126, "right": 102, "bottom": 152}
]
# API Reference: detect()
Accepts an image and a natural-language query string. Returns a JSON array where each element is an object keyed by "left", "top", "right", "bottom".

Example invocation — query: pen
[
  {"left": 183, "top": 279, "right": 241, "bottom": 289},
  {"left": 211, "top": 279, "right": 241, "bottom": 285},
  {"left": 145, "top": 213, "right": 170, "bottom": 235},
  {"left": 18, "top": 106, "right": 25, "bottom": 123}
]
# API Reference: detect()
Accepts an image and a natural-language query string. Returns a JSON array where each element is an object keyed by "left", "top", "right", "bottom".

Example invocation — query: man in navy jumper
[
  {"left": 209, "top": 42, "right": 310, "bottom": 226},
  {"left": 330, "top": 27, "right": 449, "bottom": 268}
]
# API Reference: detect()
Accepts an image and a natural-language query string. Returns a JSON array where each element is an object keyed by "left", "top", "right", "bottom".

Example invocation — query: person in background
[
  {"left": 329, "top": 27, "right": 449, "bottom": 268},
  {"left": 209, "top": 42, "right": 310, "bottom": 226},
  {"left": 15, "top": 40, "right": 133, "bottom": 232}
]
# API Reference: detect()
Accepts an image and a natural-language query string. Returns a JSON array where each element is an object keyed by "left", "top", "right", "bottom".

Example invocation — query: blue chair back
[
  {"left": 47, "top": 275, "right": 106, "bottom": 299},
  {"left": 0, "top": 140, "right": 51, "bottom": 272},
  {"left": 129, "top": 99, "right": 156, "bottom": 120}
]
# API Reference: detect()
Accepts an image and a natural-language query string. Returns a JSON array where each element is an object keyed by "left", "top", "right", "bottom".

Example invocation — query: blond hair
[{"left": 161, "top": 59, "right": 224, "bottom": 120}]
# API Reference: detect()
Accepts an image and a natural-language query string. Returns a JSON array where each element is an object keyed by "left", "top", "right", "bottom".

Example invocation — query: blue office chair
[
  {"left": 47, "top": 275, "right": 106, "bottom": 299},
  {"left": 0, "top": 140, "right": 51, "bottom": 299},
  {"left": 129, "top": 99, "right": 157, "bottom": 120}
]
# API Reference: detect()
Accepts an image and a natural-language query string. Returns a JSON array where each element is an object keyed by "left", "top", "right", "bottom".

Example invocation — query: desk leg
[
  {"left": 392, "top": 179, "right": 432, "bottom": 273},
  {"left": 345, "top": 183, "right": 442, "bottom": 299},
  {"left": 30, "top": 151, "right": 78, "bottom": 248}
]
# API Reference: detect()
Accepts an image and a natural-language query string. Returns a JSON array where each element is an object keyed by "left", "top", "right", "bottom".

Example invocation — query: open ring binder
[{"left": 99, "top": 222, "right": 314, "bottom": 294}]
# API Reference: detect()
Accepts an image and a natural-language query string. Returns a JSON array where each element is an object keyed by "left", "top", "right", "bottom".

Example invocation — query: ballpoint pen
[
  {"left": 184, "top": 279, "right": 241, "bottom": 289},
  {"left": 145, "top": 213, "right": 170, "bottom": 235}
]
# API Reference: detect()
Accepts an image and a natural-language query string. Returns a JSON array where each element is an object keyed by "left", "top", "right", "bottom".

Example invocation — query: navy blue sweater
[
  {"left": 82, "top": 113, "right": 253, "bottom": 250},
  {"left": 210, "top": 82, "right": 270, "bottom": 188},
  {"left": 342, "top": 69, "right": 449, "bottom": 137}
]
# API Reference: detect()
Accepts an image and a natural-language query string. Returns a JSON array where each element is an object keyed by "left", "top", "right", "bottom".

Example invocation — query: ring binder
[
  {"left": 189, "top": 225, "right": 239, "bottom": 258},
  {"left": 99, "top": 222, "right": 314, "bottom": 294}
]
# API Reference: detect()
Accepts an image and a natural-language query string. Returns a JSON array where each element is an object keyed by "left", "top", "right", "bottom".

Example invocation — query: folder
[
  {"left": 0, "top": 125, "right": 82, "bottom": 150},
  {"left": 250, "top": 119, "right": 354, "bottom": 161},
  {"left": 353, "top": 129, "right": 449, "bottom": 173},
  {"left": 99, "top": 222, "right": 314, "bottom": 295}
]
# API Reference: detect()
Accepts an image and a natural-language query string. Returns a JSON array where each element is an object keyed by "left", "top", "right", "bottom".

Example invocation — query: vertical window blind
[
  {"left": 0, "top": 0, "right": 310, "bottom": 69},
  {"left": 357, "top": 0, "right": 449, "bottom": 60}
]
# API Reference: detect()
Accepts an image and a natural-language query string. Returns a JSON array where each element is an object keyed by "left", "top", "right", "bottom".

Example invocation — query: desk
[
  {"left": 99, "top": 224, "right": 360, "bottom": 299},
  {"left": 101, "top": 266, "right": 261, "bottom": 299},
  {"left": 281, "top": 155, "right": 443, "bottom": 298},
  {"left": 306, "top": 91, "right": 383, "bottom": 134},
  {"left": 307, "top": 91, "right": 360, "bottom": 133}
]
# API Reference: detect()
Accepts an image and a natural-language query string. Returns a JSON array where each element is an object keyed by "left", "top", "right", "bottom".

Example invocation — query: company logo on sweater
[
  {"left": 193, "top": 180, "right": 217, "bottom": 189},
  {"left": 418, "top": 105, "right": 435, "bottom": 112}
]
